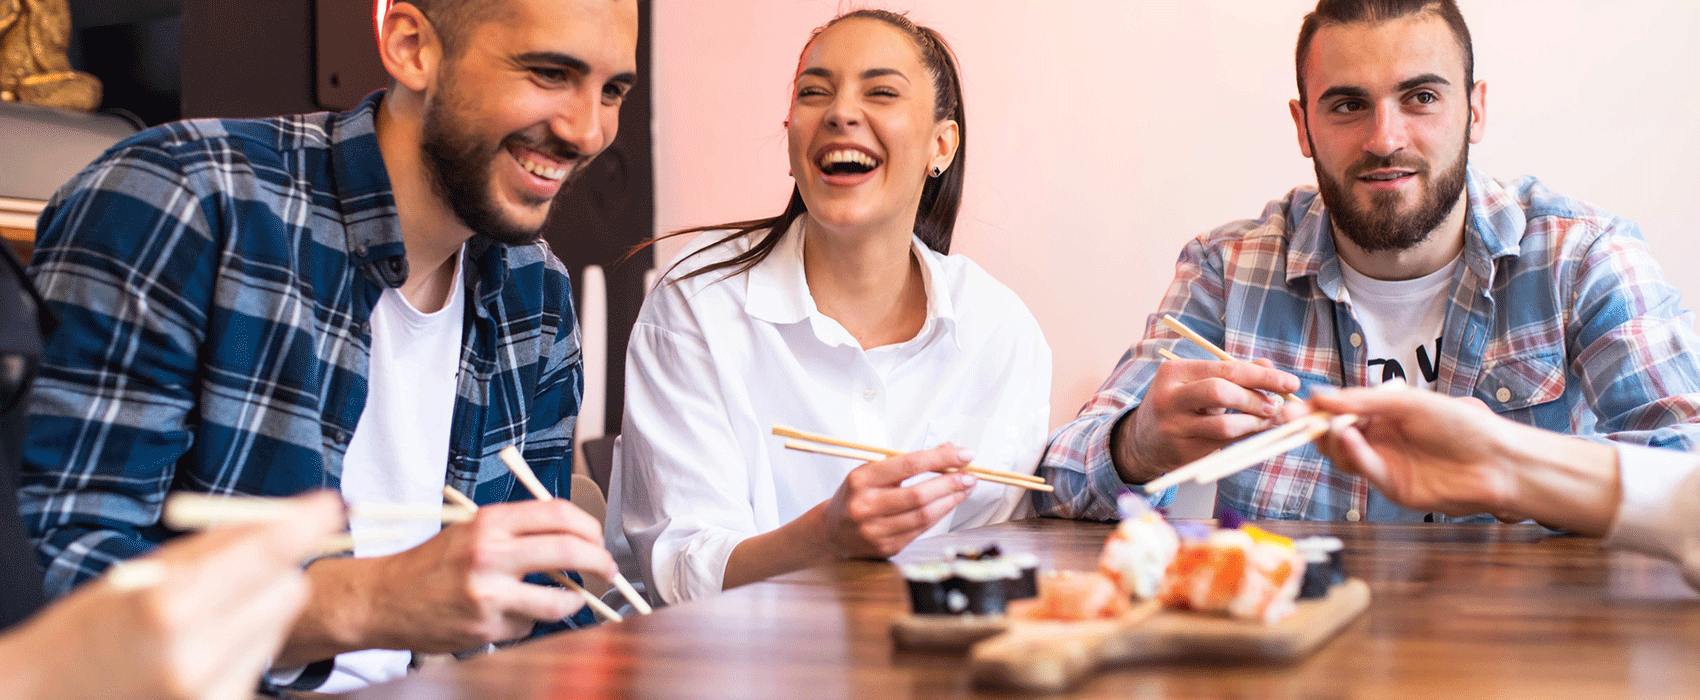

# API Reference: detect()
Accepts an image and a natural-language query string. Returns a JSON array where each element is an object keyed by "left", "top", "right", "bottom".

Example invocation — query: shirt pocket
[{"left": 1474, "top": 351, "right": 1566, "bottom": 412}]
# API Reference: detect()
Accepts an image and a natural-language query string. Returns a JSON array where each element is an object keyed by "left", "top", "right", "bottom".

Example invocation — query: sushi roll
[
  {"left": 1098, "top": 491, "right": 1180, "bottom": 600},
  {"left": 1160, "top": 527, "right": 1305, "bottom": 624},
  {"left": 1294, "top": 536, "right": 1346, "bottom": 599},
  {"left": 1006, "top": 552, "right": 1040, "bottom": 600},
  {"left": 1016, "top": 570, "right": 1133, "bottom": 621},
  {"left": 952, "top": 558, "right": 1021, "bottom": 615},
  {"left": 900, "top": 561, "right": 956, "bottom": 615}
]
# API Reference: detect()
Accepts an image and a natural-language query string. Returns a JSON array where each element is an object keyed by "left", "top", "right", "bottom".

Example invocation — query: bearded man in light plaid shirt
[
  {"left": 20, "top": 0, "right": 637, "bottom": 693},
  {"left": 1038, "top": 0, "right": 1700, "bottom": 523}
]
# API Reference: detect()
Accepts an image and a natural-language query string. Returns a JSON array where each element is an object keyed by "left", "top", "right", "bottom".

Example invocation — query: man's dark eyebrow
[
  {"left": 1396, "top": 73, "right": 1450, "bottom": 92},
  {"left": 516, "top": 52, "right": 636, "bottom": 87},
  {"left": 1317, "top": 73, "right": 1452, "bottom": 104},
  {"left": 1316, "top": 85, "right": 1369, "bottom": 104},
  {"left": 516, "top": 51, "right": 591, "bottom": 74}
]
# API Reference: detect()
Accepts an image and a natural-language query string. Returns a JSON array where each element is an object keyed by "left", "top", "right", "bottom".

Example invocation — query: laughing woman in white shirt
[{"left": 607, "top": 9, "right": 1051, "bottom": 605}]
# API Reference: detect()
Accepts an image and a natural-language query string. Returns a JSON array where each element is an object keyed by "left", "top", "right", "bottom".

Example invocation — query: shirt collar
[
  {"left": 330, "top": 90, "right": 408, "bottom": 287},
  {"left": 744, "top": 219, "right": 958, "bottom": 350},
  {"left": 1285, "top": 164, "right": 1519, "bottom": 293}
]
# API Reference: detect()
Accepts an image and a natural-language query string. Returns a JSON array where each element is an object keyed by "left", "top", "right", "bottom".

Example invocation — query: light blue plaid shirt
[{"left": 1038, "top": 166, "right": 1700, "bottom": 522}]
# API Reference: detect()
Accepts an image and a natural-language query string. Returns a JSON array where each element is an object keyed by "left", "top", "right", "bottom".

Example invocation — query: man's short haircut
[
  {"left": 1294, "top": 0, "right": 1474, "bottom": 108},
  {"left": 404, "top": 0, "right": 504, "bottom": 59}
]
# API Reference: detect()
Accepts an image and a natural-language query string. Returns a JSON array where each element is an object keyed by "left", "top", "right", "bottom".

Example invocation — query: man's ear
[
  {"left": 1290, "top": 98, "right": 1313, "bottom": 159},
  {"left": 1467, "top": 79, "right": 1487, "bottom": 144},
  {"left": 379, "top": 2, "right": 440, "bottom": 94}
]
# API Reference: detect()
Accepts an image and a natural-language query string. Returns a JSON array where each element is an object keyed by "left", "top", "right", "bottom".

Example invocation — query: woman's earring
[{"left": 930, "top": 166, "right": 942, "bottom": 178}]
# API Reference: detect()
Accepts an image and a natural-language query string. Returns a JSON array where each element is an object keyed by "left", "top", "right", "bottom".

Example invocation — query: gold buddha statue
[{"left": 0, "top": 0, "right": 102, "bottom": 112}]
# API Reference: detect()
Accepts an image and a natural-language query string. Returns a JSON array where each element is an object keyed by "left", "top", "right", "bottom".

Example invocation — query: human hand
[
  {"left": 821, "top": 444, "right": 978, "bottom": 559},
  {"left": 343, "top": 498, "right": 618, "bottom": 653},
  {"left": 0, "top": 491, "right": 344, "bottom": 700},
  {"left": 1307, "top": 387, "right": 1523, "bottom": 518},
  {"left": 1121, "top": 357, "right": 1300, "bottom": 481}
]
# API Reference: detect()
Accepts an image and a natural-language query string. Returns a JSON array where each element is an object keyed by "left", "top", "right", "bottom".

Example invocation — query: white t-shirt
[
  {"left": 324, "top": 250, "right": 466, "bottom": 692},
  {"left": 1340, "top": 257, "right": 1459, "bottom": 391},
  {"left": 607, "top": 221, "right": 1052, "bottom": 605}
]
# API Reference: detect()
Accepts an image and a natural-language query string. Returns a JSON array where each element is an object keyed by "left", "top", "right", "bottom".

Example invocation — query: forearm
[
  {"left": 722, "top": 505, "right": 834, "bottom": 590},
  {"left": 1109, "top": 409, "right": 1166, "bottom": 484},
  {"left": 1493, "top": 423, "right": 1619, "bottom": 536},
  {"left": 276, "top": 556, "right": 380, "bottom": 666}
]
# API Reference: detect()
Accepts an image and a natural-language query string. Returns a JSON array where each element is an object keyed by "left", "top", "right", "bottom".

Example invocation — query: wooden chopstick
[
  {"left": 771, "top": 425, "right": 1049, "bottom": 486},
  {"left": 1157, "top": 348, "right": 1183, "bottom": 361},
  {"left": 780, "top": 439, "right": 1054, "bottom": 492},
  {"left": 441, "top": 485, "right": 625, "bottom": 623},
  {"left": 497, "top": 446, "right": 655, "bottom": 615},
  {"left": 163, "top": 493, "right": 473, "bottom": 531},
  {"left": 1159, "top": 315, "right": 1301, "bottom": 403}
]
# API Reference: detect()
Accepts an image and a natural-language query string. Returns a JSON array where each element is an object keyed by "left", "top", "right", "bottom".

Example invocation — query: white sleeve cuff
[{"left": 1604, "top": 443, "right": 1700, "bottom": 590}]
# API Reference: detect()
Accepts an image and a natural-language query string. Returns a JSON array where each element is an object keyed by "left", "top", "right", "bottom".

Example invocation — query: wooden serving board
[{"left": 970, "top": 578, "right": 1371, "bottom": 692}]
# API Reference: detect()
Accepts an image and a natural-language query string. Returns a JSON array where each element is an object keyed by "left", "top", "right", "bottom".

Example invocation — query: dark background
[{"left": 63, "top": 0, "right": 653, "bottom": 437}]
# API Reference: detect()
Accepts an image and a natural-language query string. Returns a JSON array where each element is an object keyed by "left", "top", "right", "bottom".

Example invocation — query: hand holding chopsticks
[
  {"left": 772, "top": 425, "right": 1052, "bottom": 492},
  {"left": 1159, "top": 315, "right": 1301, "bottom": 403},
  {"left": 497, "top": 446, "right": 655, "bottom": 615},
  {"left": 441, "top": 485, "right": 626, "bottom": 623}
]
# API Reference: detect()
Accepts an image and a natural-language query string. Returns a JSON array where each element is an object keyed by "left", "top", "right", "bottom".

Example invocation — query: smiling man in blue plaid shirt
[
  {"left": 20, "top": 0, "right": 637, "bottom": 692},
  {"left": 1038, "top": 0, "right": 1700, "bottom": 523}
]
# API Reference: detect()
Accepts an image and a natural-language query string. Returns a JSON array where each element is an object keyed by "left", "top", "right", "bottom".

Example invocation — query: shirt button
[
  {"left": 1349, "top": 333, "right": 1363, "bottom": 348},
  {"left": 1495, "top": 387, "right": 1512, "bottom": 403},
  {"left": 1346, "top": 508, "right": 1362, "bottom": 522},
  {"left": 862, "top": 388, "right": 877, "bottom": 401}
]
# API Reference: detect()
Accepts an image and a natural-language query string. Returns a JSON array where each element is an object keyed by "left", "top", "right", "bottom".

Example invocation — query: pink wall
[{"left": 651, "top": 0, "right": 1700, "bottom": 431}]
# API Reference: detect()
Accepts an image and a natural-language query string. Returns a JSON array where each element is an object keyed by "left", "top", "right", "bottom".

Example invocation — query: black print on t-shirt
[{"left": 1366, "top": 336, "right": 1443, "bottom": 384}]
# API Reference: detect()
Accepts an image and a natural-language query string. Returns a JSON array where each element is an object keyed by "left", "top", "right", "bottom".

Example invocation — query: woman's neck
[{"left": 801, "top": 217, "right": 929, "bottom": 350}]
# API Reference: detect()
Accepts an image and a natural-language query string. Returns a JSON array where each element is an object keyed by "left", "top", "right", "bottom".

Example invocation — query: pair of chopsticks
[
  {"left": 772, "top": 425, "right": 1053, "bottom": 493},
  {"left": 493, "top": 445, "right": 653, "bottom": 617},
  {"left": 440, "top": 482, "right": 631, "bottom": 623},
  {"left": 163, "top": 493, "right": 476, "bottom": 530},
  {"left": 1144, "top": 315, "right": 1358, "bottom": 492},
  {"left": 1158, "top": 315, "right": 1301, "bottom": 403},
  {"left": 162, "top": 493, "right": 473, "bottom": 557}
]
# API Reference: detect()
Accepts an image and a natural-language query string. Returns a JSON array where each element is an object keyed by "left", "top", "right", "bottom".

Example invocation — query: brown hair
[
  {"left": 400, "top": 0, "right": 503, "bottom": 59},
  {"left": 1294, "top": 0, "right": 1474, "bottom": 109},
  {"left": 646, "top": 8, "right": 968, "bottom": 286}
]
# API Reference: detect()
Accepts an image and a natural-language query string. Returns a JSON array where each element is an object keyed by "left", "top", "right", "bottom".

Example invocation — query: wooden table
[{"left": 345, "top": 519, "right": 1700, "bottom": 699}]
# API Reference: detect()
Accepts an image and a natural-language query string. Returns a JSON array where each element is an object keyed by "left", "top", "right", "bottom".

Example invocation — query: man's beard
[
  {"left": 1313, "top": 137, "right": 1469, "bottom": 253},
  {"left": 419, "top": 87, "right": 586, "bottom": 247}
]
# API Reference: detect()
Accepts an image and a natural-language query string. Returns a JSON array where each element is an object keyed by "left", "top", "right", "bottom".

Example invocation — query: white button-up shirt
[{"left": 607, "top": 221, "right": 1051, "bottom": 605}]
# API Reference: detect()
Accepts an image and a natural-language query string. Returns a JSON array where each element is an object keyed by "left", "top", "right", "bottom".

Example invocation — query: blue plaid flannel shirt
[
  {"left": 20, "top": 92, "right": 585, "bottom": 598},
  {"left": 1038, "top": 166, "right": 1700, "bottom": 522}
]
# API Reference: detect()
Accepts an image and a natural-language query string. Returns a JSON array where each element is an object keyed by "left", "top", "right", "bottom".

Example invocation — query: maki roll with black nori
[
  {"left": 952, "top": 559, "right": 1020, "bottom": 615},
  {"left": 1007, "top": 552, "right": 1040, "bottom": 600},
  {"left": 901, "top": 544, "right": 1038, "bottom": 615},
  {"left": 1294, "top": 536, "right": 1346, "bottom": 599},
  {"left": 900, "top": 561, "right": 955, "bottom": 614}
]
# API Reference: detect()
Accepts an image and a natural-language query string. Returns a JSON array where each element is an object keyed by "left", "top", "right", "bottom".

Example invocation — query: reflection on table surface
[{"left": 344, "top": 518, "right": 1700, "bottom": 700}]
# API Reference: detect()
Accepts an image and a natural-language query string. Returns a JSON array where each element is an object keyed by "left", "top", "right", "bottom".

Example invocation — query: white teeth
[
  {"left": 818, "top": 149, "right": 878, "bottom": 170},
  {"left": 517, "top": 152, "right": 566, "bottom": 181}
]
